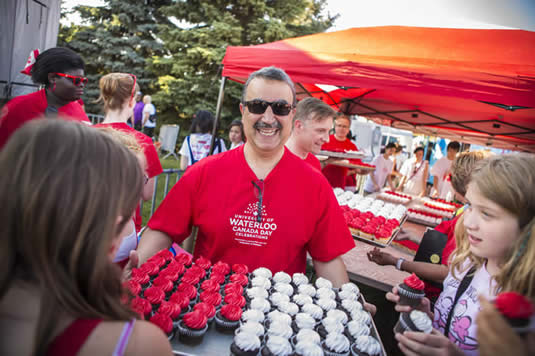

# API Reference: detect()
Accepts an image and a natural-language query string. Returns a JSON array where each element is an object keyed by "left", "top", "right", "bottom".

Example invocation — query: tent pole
[{"left": 209, "top": 76, "right": 227, "bottom": 155}]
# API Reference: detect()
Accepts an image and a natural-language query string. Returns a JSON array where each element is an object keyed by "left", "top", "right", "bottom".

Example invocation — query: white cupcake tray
[{"left": 318, "top": 150, "right": 367, "bottom": 160}]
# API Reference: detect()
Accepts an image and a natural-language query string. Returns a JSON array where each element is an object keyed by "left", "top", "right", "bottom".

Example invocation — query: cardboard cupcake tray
[
  {"left": 350, "top": 214, "right": 408, "bottom": 248},
  {"left": 171, "top": 291, "right": 387, "bottom": 356},
  {"left": 331, "top": 160, "right": 376, "bottom": 172}
]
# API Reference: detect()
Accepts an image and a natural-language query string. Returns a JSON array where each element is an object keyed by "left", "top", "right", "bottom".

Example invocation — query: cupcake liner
[
  {"left": 214, "top": 314, "right": 240, "bottom": 333},
  {"left": 393, "top": 316, "right": 408, "bottom": 334},
  {"left": 167, "top": 328, "right": 176, "bottom": 341},
  {"left": 177, "top": 321, "right": 208, "bottom": 345},
  {"left": 179, "top": 305, "right": 192, "bottom": 318},
  {"left": 321, "top": 341, "right": 350, "bottom": 356},
  {"left": 230, "top": 342, "right": 260, "bottom": 356},
  {"left": 397, "top": 286, "right": 425, "bottom": 301}
]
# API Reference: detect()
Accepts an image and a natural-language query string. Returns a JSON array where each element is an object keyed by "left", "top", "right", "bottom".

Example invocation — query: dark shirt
[{"left": 133, "top": 101, "right": 145, "bottom": 124}]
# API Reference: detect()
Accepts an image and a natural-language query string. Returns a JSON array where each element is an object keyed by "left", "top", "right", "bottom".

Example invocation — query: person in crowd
[
  {"left": 368, "top": 150, "right": 493, "bottom": 302},
  {"left": 94, "top": 73, "right": 163, "bottom": 232},
  {"left": 476, "top": 296, "right": 535, "bottom": 356},
  {"left": 285, "top": 97, "right": 336, "bottom": 171},
  {"left": 0, "top": 120, "right": 172, "bottom": 356},
  {"left": 130, "top": 66, "right": 356, "bottom": 287},
  {"left": 431, "top": 141, "right": 461, "bottom": 200},
  {"left": 321, "top": 114, "right": 361, "bottom": 188},
  {"left": 179, "top": 110, "right": 226, "bottom": 170},
  {"left": 141, "top": 95, "right": 156, "bottom": 138},
  {"left": 388, "top": 153, "right": 535, "bottom": 356},
  {"left": 133, "top": 91, "right": 144, "bottom": 131},
  {"left": 398, "top": 146, "right": 429, "bottom": 197},
  {"left": 363, "top": 142, "right": 397, "bottom": 194},
  {"left": 228, "top": 119, "right": 245, "bottom": 149},
  {"left": 0, "top": 47, "right": 89, "bottom": 149}
]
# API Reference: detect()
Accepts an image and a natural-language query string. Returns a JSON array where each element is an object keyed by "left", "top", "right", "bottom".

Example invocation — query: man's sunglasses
[
  {"left": 53, "top": 73, "right": 88, "bottom": 86},
  {"left": 243, "top": 99, "right": 294, "bottom": 116}
]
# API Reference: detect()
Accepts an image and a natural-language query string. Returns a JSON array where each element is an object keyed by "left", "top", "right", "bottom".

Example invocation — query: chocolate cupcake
[
  {"left": 316, "top": 316, "right": 344, "bottom": 339},
  {"left": 270, "top": 292, "right": 290, "bottom": 308},
  {"left": 241, "top": 309, "right": 265, "bottom": 324},
  {"left": 130, "top": 297, "right": 152, "bottom": 319},
  {"left": 124, "top": 280, "right": 141, "bottom": 297},
  {"left": 144, "top": 286, "right": 165, "bottom": 312},
  {"left": 130, "top": 268, "right": 150, "bottom": 289},
  {"left": 230, "top": 331, "right": 261, "bottom": 356},
  {"left": 152, "top": 275, "right": 174, "bottom": 296},
  {"left": 327, "top": 309, "right": 348, "bottom": 325},
  {"left": 495, "top": 292, "right": 535, "bottom": 334},
  {"left": 252, "top": 267, "right": 273, "bottom": 279},
  {"left": 249, "top": 297, "right": 271, "bottom": 314},
  {"left": 236, "top": 321, "right": 265, "bottom": 340},
  {"left": 292, "top": 294, "right": 313, "bottom": 308},
  {"left": 316, "top": 287, "right": 336, "bottom": 301},
  {"left": 315, "top": 277, "right": 333, "bottom": 290},
  {"left": 266, "top": 310, "right": 292, "bottom": 328},
  {"left": 292, "top": 273, "right": 309, "bottom": 288},
  {"left": 291, "top": 328, "right": 321, "bottom": 347},
  {"left": 194, "top": 256, "right": 212, "bottom": 270},
  {"left": 273, "top": 283, "right": 295, "bottom": 297},
  {"left": 158, "top": 300, "right": 182, "bottom": 326},
  {"left": 150, "top": 312, "right": 175, "bottom": 340},
  {"left": 316, "top": 298, "right": 337, "bottom": 313},
  {"left": 181, "top": 269, "right": 202, "bottom": 286},
  {"left": 246, "top": 286, "right": 269, "bottom": 301},
  {"left": 294, "top": 340, "right": 324, "bottom": 356},
  {"left": 139, "top": 261, "right": 159, "bottom": 281},
  {"left": 394, "top": 310, "right": 432, "bottom": 334},
  {"left": 169, "top": 291, "right": 191, "bottom": 315},
  {"left": 322, "top": 332, "right": 350, "bottom": 356},
  {"left": 301, "top": 303, "right": 323, "bottom": 321},
  {"left": 215, "top": 304, "right": 243, "bottom": 332},
  {"left": 200, "top": 290, "right": 223, "bottom": 307},
  {"left": 292, "top": 313, "right": 316, "bottom": 332},
  {"left": 208, "top": 272, "right": 226, "bottom": 286},
  {"left": 176, "top": 282, "right": 198, "bottom": 303},
  {"left": 250, "top": 276, "right": 272, "bottom": 290},
  {"left": 174, "top": 252, "right": 193, "bottom": 267},
  {"left": 350, "top": 335, "right": 381, "bottom": 356},
  {"left": 297, "top": 284, "right": 316, "bottom": 298},
  {"left": 229, "top": 273, "right": 249, "bottom": 287},
  {"left": 225, "top": 282, "right": 245, "bottom": 296},
  {"left": 225, "top": 293, "right": 246, "bottom": 308},
  {"left": 397, "top": 273, "right": 425, "bottom": 307},
  {"left": 345, "top": 320, "right": 370, "bottom": 343},
  {"left": 261, "top": 335, "right": 293, "bottom": 356},
  {"left": 193, "top": 302, "right": 216, "bottom": 323},
  {"left": 232, "top": 263, "right": 249, "bottom": 275},
  {"left": 146, "top": 254, "right": 167, "bottom": 270},
  {"left": 278, "top": 301, "right": 299, "bottom": 317},
  {"left": 350, "top": 310, "right": 372, "bottom": 327},
  {"left": 200, "top": 279, "right": 220, "bottom": 293},
  {"left": 273, "top": 271, "right": 292, "bottom": 285},
  {"left": 212, "top": 261, "right": 231, "bottom": 277},
  {"left": 340, "top": 299, "right": 363, "bottom": 317},
  {"left": 177, "top": 310, "right": 208, "bottom": 345}
]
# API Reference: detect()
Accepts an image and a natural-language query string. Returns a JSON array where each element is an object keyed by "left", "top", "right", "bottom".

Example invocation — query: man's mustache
[{"left": 254, "top": 121, "right": 282, "bottom": 130}]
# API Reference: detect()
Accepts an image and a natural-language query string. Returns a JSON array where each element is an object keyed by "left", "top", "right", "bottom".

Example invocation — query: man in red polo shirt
[
  {"left": 321, "top": 114, "right": 361, "bottom": 188},
  {"left": 131, "top": 67, "right": 355, "bottom": 286},
  {"left": 285, "top": 97, "right": 336, "bottom": 171}
]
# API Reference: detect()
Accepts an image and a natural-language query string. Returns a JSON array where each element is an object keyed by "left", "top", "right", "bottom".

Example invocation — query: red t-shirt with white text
[
  {"left": 148, "top": 145, "right": 355, "bottom": 274},
  {"left": 321, "top": 135, "right": 358, "bottom": 188}
]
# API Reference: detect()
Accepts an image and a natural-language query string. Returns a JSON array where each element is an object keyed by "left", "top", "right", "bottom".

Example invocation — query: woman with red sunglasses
[{"left": 0, "top": 47, "right": 90, "bottom": 149}]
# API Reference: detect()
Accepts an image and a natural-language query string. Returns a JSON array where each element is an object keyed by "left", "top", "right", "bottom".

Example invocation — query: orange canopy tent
[{"left": 220, "top": 26, "right": 535, "bottom": 152}]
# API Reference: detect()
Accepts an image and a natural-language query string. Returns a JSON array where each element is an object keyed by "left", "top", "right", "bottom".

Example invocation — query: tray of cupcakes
[{"left": 124, "top": 251, "right": 387, "bottom": 355}]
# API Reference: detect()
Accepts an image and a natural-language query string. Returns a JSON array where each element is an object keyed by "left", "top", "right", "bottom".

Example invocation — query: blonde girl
[
  {"left": 389, "top": 153, "right": 535, "bottom": 356},
  {"left": 0, "top": 120, "right": 172, "bottom": 355}
]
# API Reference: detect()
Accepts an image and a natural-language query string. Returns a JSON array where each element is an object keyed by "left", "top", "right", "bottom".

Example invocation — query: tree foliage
[{"left": 60, "top": 0, "right": 336, "bottom": 140}]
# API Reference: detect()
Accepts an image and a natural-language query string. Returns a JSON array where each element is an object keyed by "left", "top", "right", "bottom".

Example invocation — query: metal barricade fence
[
  {"left": 140, "top": 168, "right": 184, "bottom": 220},
  {"left": 87, "top": 113, "right": 105, "bottom": 125}
]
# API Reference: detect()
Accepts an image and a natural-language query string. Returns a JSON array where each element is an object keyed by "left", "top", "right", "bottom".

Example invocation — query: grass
[{"left": 140, "top": 156, "right": 183, "bottom": 225}]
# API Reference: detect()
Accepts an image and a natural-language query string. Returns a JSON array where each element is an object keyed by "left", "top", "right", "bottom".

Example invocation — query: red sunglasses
[
  {"left": 53, "top": 72, "right": 88, "bottom": 86},
  {"left": 126, "top": 73, "right": 137, "bottom": 102}
]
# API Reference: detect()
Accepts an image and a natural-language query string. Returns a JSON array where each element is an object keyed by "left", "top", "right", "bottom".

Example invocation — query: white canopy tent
[{"left": 1, "top": 0, "right": 61, "bottom": 100}]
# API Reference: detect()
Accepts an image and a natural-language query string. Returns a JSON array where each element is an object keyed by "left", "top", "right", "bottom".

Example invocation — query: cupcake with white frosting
[
  {"left": 345, "top": 320, "right": 370, "bottom": 342},
  {"left": 338, "top": 290, "right": 359, "bottom": 302},
  {"left": 316, "top": 287, "right": 336, "bottom": 300},
  {"left": 246, "top": 286, "right": 269, "bottom": 301},
  {"left": 316, "top": 316, "right": 344, "bottom": 339},
  {"left": 250, "top": 298, "right": 271, "bottom": 313},
  {"left": 273, "top": 271, "right": 292, "bottom": 284},
  {"left": 393, "top": 310, "right": 432, "bottom": 335},
  {"left": 292, "top": 328, "right": 321, "bottom": 346},
  {"left": 278, "top": 301, "right": 299, "bottom": 316},
  {"left": 316, "top": 298, "right": 337, "bottom": 313},
  {"left": 350, "top": 335, "right": 381, "bottom": 356},
  {"left": 236, "top": 321, "right": 265, "bottom": 340},
  {"left": 292, "top": 312, "right": 317, "bottom": 331},
  {"left": 270, "top": 292, "right": 290, "bottom": 307},
  {"left": 253, "top": 267, "right": 272, "bottom": 279},
  {"left": 327, "top": 309, "right": 348, "bottom": 325},
  {"left": 298, "top": 284, "right": 317, "bottom": 298},
  {"left": 315, "top": 277, "right": 333, "bottom": 289},
  {"left": 266, "top": 310, "right": 292, "bottom": 328},
  {"left": 293, "top": 293, "right": 313, "bottom": 307},
  {"left": 274, "top": 283, "right": 295, "bottom": 297},
  {"left": 350, "top": 310, "right": 372, "bottom": 326},
  {"left": 341, "top": 299, "right": 363, "bottom": 316},
  {"left": 302, "top": 303, "right": 324, "bottom": 321},
  {"left": 261, "top": 335, "right": 293, "bottom": 356},
  {"left": 294, "top": 341, "right": 324, "bottom": 356},
  {"left": 322, "top": 332, "right": 350, "bottom": 356},
  {"left": 267, "top": 320, "right": 294, "bottom": 339},
  {"left": 241, "top": 309, "right": 265, "bottom": 324},
  {"left": 251, "top": 276, "right": 272, "bottom": 290},
  {"left": 292, "top": 273, "right": 309, "bottom": 287},
  {"left": 230, "top": 331, "right": 261, "bottom": 356}
]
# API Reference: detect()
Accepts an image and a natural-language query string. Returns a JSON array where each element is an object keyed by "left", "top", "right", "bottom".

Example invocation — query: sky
[{"left": 62, "top": 0, "right": 535, "bottom": 31}]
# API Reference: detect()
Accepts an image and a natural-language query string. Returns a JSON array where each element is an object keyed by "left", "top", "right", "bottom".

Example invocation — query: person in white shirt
[
  {"left": 363, "top": 142, "right": 396, "bottom": 194},
  {"left": 142, "top": 95, "right": 156, "bottom": 138},
  {"left": 179, "top": 110, "right": 226, "bottom": 170},
  {"left": 430, "top": 141, "right": 460, "bottom": 200},
  {"left": 398, "top": 146, "right": 429, "bottom": 197}
]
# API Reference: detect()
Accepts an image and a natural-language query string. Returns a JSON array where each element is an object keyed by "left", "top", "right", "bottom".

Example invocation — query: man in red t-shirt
[
  {"left": 131, "top": 67, "right": 355, "bottom": 286},
  {"left": 285, "top": 97, "right": 336, "bottom": 171},
  {"left": 321, "top": 115, "right": 361, "bottom": 188}
]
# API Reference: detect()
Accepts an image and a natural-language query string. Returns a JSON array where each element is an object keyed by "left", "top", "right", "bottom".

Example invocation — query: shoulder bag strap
[
  {"left": 444, "top": 266, "right": 476, "bottom": 337},
  {"left": 186, "top": 136, "right": 197, "bottom": 165}
]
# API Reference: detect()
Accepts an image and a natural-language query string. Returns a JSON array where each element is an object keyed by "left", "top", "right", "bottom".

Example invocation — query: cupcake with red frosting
[
  {"left": 182, "top": 269, "right": 202, "bottom": 286},
  {"left": 209, "top": 273, "right": 226, "bottom": 285},
  {"left": 225, "top": 293, "right": 246, "bottom": 308},
  {"left": 139, "top": 261, "right": 159, "bottom": 281},
  {"left": 158, "top": 300, "right": 182, "bottom": 326},
  {"left": 212, "top": 261, "right": 231, "bottom": 276},
  {"left": 215, "top": 304, "right": 243, "bottom": 332},
  {"left": 495, "top": 292, "right": 534, "bottom": 334},
  {"left": 146, "top": 254, "right": 167, "bottom": 270},
  {"left": 152, "top": 275, "right": 174, "bottom": 296},
  {"left": 130, "top": 268, "right": 150, "bottom": 288},
  {"left": 169, "top": 291, "right": 192, "bottom": 316},
  {"left": 195, "top": 256, "right": 212, "bottom": 270},
  {"left": 177, "top": 309, "right": 209, "bottom": 344},
  {"left": 144, "top": 286, "right": 166, "bottom": 311},
  {"left": 225, "top": 282, "right": 244, "bottom": 296},
  {"left": 194, "top": 302, "right": 217, "bottom": 323},
  {"left": 155, "top": 248, "right": 174, "bottom": 266},
  {"left": 201, "top": 279, "right": 221, "bottom": 293},
  {"left": 131, "top": 297, "right": 152, "bottom": 319},
  {"left": 229, "top": 273, "right": 249, "bottom": 287},
  {"left": 177, "top": 282, "right": 198, "bottom": 302},
  {"left": 124, "top": 280, "right": 141, "bottom": 297},
  {"left": 200, "top": 290, "right": 223, "bottom": 307},
  {"left": 175, "top": 253, "right": 193, "bottom": 267},
  {"left": 150, "top": 312, "right": 175, "bottom": 340},
  {"left": 398, "top": 274, "right": 425, "bottom": 307}
]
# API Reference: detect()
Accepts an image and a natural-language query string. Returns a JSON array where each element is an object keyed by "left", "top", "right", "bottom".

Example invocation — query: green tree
[
  {"left": 152, "top": 0, "right": 336, "bottom": 141},
  {"left": 58, "top": 0, "right": 172, "bottom": 114}
]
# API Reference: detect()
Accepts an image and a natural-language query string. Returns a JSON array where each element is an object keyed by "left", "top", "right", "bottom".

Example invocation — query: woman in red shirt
[{"left": 0, "top": 47, "right": 90, "bottom": 149}]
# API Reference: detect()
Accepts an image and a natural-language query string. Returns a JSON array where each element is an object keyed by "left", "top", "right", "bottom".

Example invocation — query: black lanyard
[{"left": 444, "top": 266, "right": 476, "bottom": 337}]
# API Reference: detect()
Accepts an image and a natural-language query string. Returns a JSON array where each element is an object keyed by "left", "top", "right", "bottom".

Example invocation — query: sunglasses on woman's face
[
  {"left": 53, "top": 73, "right": 88, "bottom": 86},
  {"left": 243, "top": 99, "right": 294, "bottom": 116}
]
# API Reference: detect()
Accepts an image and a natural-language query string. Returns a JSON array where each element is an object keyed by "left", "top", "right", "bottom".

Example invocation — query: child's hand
[
  {"left": 122, "top": 250, "right": 139, "bottom": 281},
  {"left": 386, "top": 286, "right": 432, "bottom": 317},
  {"left": 396, "top": 329, "right": 464, "bottom": 356}
]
